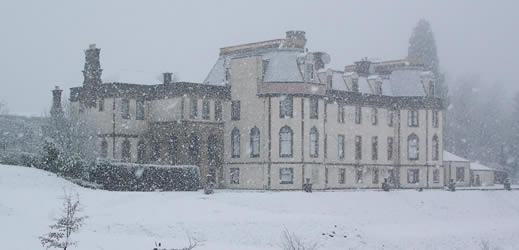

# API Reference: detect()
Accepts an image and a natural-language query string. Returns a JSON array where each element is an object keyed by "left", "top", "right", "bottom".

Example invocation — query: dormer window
[
  {"left": 326, "top": 75, "right": 333, "bottom": 88},
  {"left": 429, "top": 81, "right": 435, "bottom": 96},
  {"left": 305, "top": 64, "right": 314, "bottom": 82},
  {"left": 352, "top": 80, "right": 359, "bottom": 92},
  {"left": 376, "top": 82, "right": 382, "bottom": 95}
]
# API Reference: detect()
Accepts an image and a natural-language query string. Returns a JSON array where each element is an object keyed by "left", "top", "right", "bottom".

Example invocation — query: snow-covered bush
[
  {"left": 0, "top": 151, "right": 39, "bottom": 167},
  {"left": 89, "top": 160, "right": 200, "bottom": 191}
]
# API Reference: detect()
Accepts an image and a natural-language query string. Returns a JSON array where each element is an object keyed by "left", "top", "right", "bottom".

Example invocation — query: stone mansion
[{"left": 67, "top": 31, "right": 444, "bottom": 190}]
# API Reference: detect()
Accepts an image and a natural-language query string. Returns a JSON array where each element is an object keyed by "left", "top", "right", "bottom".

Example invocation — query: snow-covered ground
[{"left": 2, "top": 165, "right": 519, "bottom": 250}]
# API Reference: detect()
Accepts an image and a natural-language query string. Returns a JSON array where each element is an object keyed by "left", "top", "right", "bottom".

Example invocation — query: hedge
[{"left": 89, "top": 161, "right": 200, "bottom": 191}]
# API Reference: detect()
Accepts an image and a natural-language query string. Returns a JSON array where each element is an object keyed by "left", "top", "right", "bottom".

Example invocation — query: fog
[{"left": 1, "top": 0, "right": 518, "bottom": 116}]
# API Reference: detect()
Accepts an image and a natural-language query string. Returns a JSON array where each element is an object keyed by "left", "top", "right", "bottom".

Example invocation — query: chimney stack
[
  {"left": 284, "top": 30, "right": 307, "bottom": 49},
  {"left": 163, "top": 72, "right": 173, "bottom": 84},
  {"left": 50, "top": 86, "right": 63, "bottom": 118}
]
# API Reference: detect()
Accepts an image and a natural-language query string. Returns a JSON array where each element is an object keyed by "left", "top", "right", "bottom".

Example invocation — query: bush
[
  {"left": 89, "top": 161, "right": 200, "bottom": 191},
  {"left": 0, "top": 151, "right": 40, "bottom": 167}
]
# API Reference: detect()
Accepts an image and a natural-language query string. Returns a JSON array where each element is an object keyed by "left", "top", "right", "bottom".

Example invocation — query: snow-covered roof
[
  {"left": 443, "top": 151, "right": 470, "bottom": 162},
  {"left": 388, "top": 70, "right": 426, "bottom": 96},
  {"left": 358, "top": 77, "right": 371, "bottom": 94},
  {"left": 262, "top": 50, "right": 304, "bottom": 82},
  {"left": 203, "top": 57, "right": 227, "bottom": 86},
  {"left": 470, "top": 162, "right": 494, "bottom": 171},
  {"left": 331, "top": 71, "right": 347, "bottom": 91}
]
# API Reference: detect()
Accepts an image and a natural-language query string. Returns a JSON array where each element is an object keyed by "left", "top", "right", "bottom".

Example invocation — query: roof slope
[{"left": 443, "top": 151, "right": 470, "bottom": 162}]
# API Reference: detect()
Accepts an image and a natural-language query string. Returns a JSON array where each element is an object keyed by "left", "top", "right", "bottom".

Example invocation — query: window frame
[
  {"left": 231, "top": 128, "right": 240, "bottom": 158},
  {"left": 355, "top": 106, "right": 362, "bottom": 124},
  {"left": 231, "top": 100, "right": 240, "bottom": 120},
  {"left": 309, "top": 127, "right": 319, "bottom": 158},
  {"left": 408, "top": 110, "right": 419, "bottom": 127},
  {"left": 387, "top": 137, "right": 394, "bottom": 161},
  {"left": 337, "top": 103, "right": 345, "bottom": 123},
  {"left": 121, "top": 139, "right": 131, "bottom": 162},
  {"left": 338, "top": 134, "right": 345, "bottom": 159},
  {"left": 408, "top": 134, "right": 419, "bottom": 161},
  {"left": 279, "top": 126, "right": 294, "bottom": 158},
  {"left": 121, "top": 99, "right": 130, "bottom": 119},
  {"left": 279, "top": 95, "right": 293, "bottom": 119},
  {"left": 407, "top": 169, "right": 420, "bottom": 184},
  {"left": 137, "top": 139, "right": 146, "bottom": 163},
  {"left": 432, "top": 110, "right": 439, "bottom": 128},
  {"left": 339, "top": 168, "right": 346, "bottom": 184},
  {"left": 371, "top": 108, "right": 378, "bottom": 125},
  {"left": 136, "top": 100, "right": 145, "bottom": 120},
  {"left": 355, "top": 135, "right": 362, "bottom": 160},
  {"left": 371, "top": 136, "right": 378, "bottom": 160},
  {"left": 202, "top": 99, "right": 210, "bottom": 120},
  {"left": 310, "top": 97, "right": 319, "bottom": 119},
  {"left": 432, "top": 134, "right": 439, "bottom": 161},
  {"left": 230, "top": 168, "right": 240, "bottom": 184},
  {"left": 280, "top": 167, "right": 294, "bottom": 184},
  {"left": 250, "top": 127, "right": 260, "bottom": 158},
  {"left": 190, "top": 98, "right": 198, "bottom": 119}
]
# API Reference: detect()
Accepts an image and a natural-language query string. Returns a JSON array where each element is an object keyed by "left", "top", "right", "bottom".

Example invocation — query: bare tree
[
  {"left": 280, "top": 228, "right": 318, "bottom": 250},
  {"left": 40, "top": 191, "right": 87, "bottom": 250}
]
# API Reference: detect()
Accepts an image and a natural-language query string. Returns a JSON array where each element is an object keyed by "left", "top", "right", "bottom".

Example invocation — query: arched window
[
  {"left": 408, "top": 134, "right": 419, "bottom": 161},
  {"left": 279, "top": 126, "right": 293, "bottom": 157},
  {"left": 100, "top": 138, "right": 108, "bottom": 158},
  {"left": 250, "top": 127, "right": 260, "bottom": 157},
  {"left": 309, "top": 127, "right": 319, "bottom": 158},
  {"left": 137, "top": 139, "right": 146, "bottom": 163},
  {"left": 432, "top": 135, "right": 439, "bottom": 161},
  {"left": 121, "top": 139, "right": 131, "bottom": 162},
  {"left": 231, "top": 128, "right": 240, "bottom": 158}
]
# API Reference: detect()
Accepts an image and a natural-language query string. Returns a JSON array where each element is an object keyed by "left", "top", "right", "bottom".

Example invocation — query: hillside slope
[{"left": 1, "top": 164, "right": 519, "bottom": 250}]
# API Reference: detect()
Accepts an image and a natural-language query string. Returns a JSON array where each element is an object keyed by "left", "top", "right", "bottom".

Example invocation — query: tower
[
  {"left": 50, "top": 86, "right": 63, "bottom": 118},
  {"left": 81, "top": 44, "right": 102, "bottom": 108}
]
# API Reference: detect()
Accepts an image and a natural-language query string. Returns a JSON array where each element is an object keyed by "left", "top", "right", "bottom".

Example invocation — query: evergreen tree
[{"left": 408, "top": 19, "right": 448, "bottom": 103}]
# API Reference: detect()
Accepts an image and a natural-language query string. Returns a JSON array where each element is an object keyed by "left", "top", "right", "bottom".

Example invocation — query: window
[
  {"left": 121, "top": 139, "right": 131, "bottom": 162},
  {"left": 279, "top": 126, "right": 293, "bottom": 157},
  {"left": 189, "top": 134, "right": 200, "bottom": 163},
  {"left": 262, "top": 60, "right": 269, "bottom": 81},
  {"left": 429, "top": 81, "right": 435, "bottom": 96},
  {"left": 99, "top": 98, "right": 104, "bottom": 112},
  {"left": 100, "top": 139, "right": 108, "bottom": 158},
  {"left": 309, "top": 127, "right": 319, "bottom": 158},
  {"left": 121, "top": 99, "right": 130, "bottom": 119},
  {"left": 312, "top": 169, "right": 319, "bottom": 184},
  {"left": 338, "top": 134, "right": 345, "bottom": 159},
  {"left": 215, "top": 100, "right": 222, "bottom": 121},
  {"left": 324, "top": 134, "right": 327, "bottom": 159},
  {"left": 408, "top": 134, "right": 419, "bottom": 160},
  {"left": 388, "top": 169, "right": 395, "bottom": 184},
  {"left": 310, "top": 97, "right": 319, "bottom": 119},
  {"left": 231, "top": 100, "right": 240, "bottom": 120},
  {"left": 230, "top": 168, "right": 240, "bottom": 184},
  {"left": 408, "top": 110, "right": 419, "bottom": 127},
  {"left": 280, "top": 168, "right": 294, "bottom": 184},
  {"left": 432, "top": 135, "right": 439, "bottom": 161},
  {"left": 433, "top": 169, "right": 440, "bottom": 183},
  {"left": 372, "top": 168, "right": 379, "bottom": 184},
  {"left": 305, "top": 64, "right": 314, "bottom": 82},
  {"left": 407, "top": 169, "right": 420, "bottom": 184},
  {"left": 325, "top": 168, "right": 329, "bottom": 184},
  {"left": 280, "top": 96, "right": 293, "bottom": 118},
  {"left": 151, "top": 141, "right": 161, "bottom": 162},
  {"left": 355, "top": 136, "right": 362, "bottom": 160},
  {"left": 355, "top": 106, "right": 361, "bottom": 124},
  {"left": 355, "top": 167, "right": 363, "bottom": 183},
  {"left": 456, "top": 167, "right": 465, "bottom": 182},
  {"left": 225, "top": 68, "right": 231, "bottom": 82},
  {"left": 168, "top": 136, "right": 177, "bottom": 165},
  {"left": 327, "top": 75, "right": 333, "bottom": 88},
  {"left": 190, "top": 98, "right": 198, "bottom": 119},
  {"left": 352, "top": 80, "right": 359, "bottom": 92},
  {"left": 202, "top": 99, "right": 210, "bottom": 120},
  {"left": 387, "top": 110, "right": 394, "bottom": 127},
  {"left": 208, "top": 134, "right": 218, "bottom": 164},
  {"left": 387, "top": 137, "right": 394, "bottom": 161},
  {"left": 376, "top": 82, "right": 382, "bottom": 95},
  {"left": 137, "top": 140, "right": 146, "bottom": 163},
  {"left": 371, "top": 108, "right": 378, "bottom": 125},
  {"left": 136, "top": 100, "right": 145, "bottom": 120},
  {"left": 250, "top": 127, "right": 260, "bottom": 157},
  {"left": 339, "top": 168, "right": 346, "bottom": 184},
  {"left": 231, "top": 128, "right": 240, "bottom": 158},
  {"left": 372, "top": 136, "right": 378, "bottom": 160},
  {"left": 337, "top": 104, "right": 345, "bottom": 123},
  {"left": 432, "top": 111, "right": 439, "bottom": 128}
]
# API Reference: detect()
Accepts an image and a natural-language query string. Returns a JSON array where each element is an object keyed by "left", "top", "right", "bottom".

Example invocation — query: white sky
[{"left": 1, "top": 0, "right": 518, "bottom": 116}]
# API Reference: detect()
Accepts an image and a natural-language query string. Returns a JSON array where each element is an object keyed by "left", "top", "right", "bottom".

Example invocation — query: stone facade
[{"left": 67, "top": 32, "right": 445, "bottom": 190}]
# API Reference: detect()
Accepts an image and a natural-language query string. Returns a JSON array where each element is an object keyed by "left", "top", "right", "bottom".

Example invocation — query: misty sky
[{"left": 1, "top": 0, "right": 518, "bottom": 116}]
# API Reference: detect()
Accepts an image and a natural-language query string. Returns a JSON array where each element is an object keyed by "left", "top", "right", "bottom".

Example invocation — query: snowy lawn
[{"left": 2, "top": 164, "right": 519, "bottom": 250}]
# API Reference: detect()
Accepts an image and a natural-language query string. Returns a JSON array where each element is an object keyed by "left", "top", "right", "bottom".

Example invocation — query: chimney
[
  {"left": 163, "top": 72, "right": 173, "bottom": 84},
  {"left": 284, "top": 30, "right": 307, "bottom": 49},
  {"left": 50, "top": 86, "right": 63, "bottom": 117}
]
